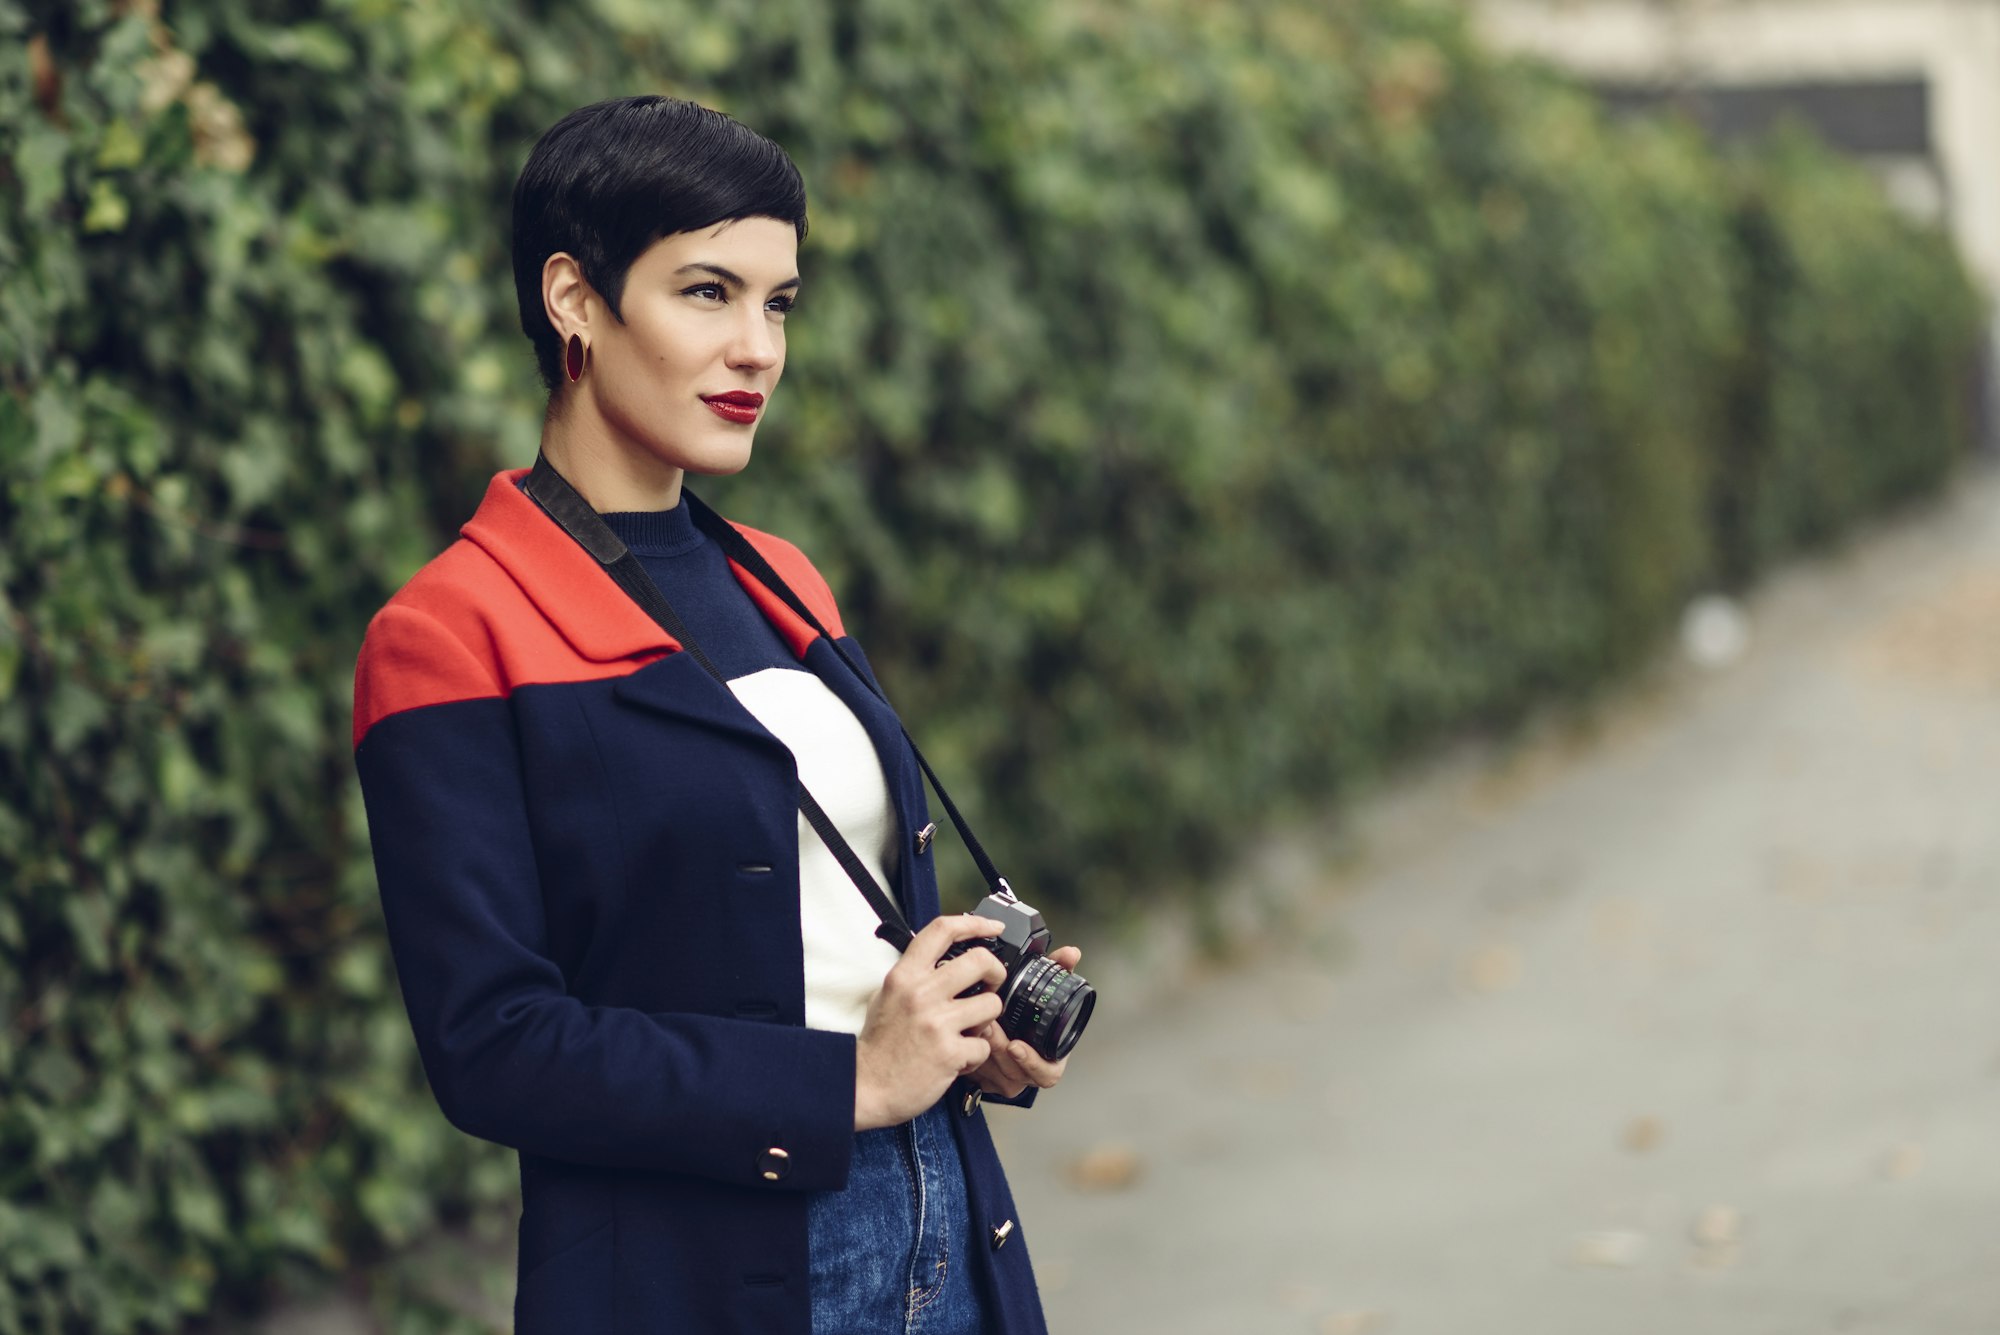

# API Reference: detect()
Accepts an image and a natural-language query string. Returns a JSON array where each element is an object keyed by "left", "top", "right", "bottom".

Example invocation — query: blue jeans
[{"left": 807, "top": 1101, "right": 987, "bottom": 1335}]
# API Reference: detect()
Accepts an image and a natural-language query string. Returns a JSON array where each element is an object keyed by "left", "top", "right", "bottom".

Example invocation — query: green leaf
[
  {"left": 12, "top": 120, "right": 71, "bottom": 217},
  {"left": 94, "top": 118, "right": 145, "bottom": 170},
  {"left": 82, "top": 178, "right": 131, "bottom": 233},
  {"left": 46, "top": 677, "right": 109, "bottom": 752}
]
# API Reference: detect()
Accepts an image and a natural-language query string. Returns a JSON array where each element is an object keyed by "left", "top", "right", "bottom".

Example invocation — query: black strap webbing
[
  {"left": 680, "top": 489, "right": 1011, "bottom": 897},
  {"left": 521, "top": 454, "right": 1008, "bottom": 952}
]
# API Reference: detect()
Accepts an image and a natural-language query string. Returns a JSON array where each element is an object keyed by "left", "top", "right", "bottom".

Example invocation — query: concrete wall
[{"left": 1469, "top": 0, "right": 2000, "bottom": 304}]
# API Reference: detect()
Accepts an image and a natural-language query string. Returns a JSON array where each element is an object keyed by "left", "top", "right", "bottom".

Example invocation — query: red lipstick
[{"left": 702, "top": 391, "right": 763, "bottom": 424}]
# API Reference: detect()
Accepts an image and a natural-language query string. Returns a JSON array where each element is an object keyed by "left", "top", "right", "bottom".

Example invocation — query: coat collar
[
  {"left": 462, "top": 469, "right": 928, "bottom": 924},
  {"left": 459, "top": 467, "right": 824, "bottom": 664}
]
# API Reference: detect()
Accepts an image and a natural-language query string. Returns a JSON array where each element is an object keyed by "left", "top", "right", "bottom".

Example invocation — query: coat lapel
[
  {"left": 462, "top": 467, "right": 932, "bottom": 917},
  {"left": 460, "top": 468, "right": 675, "bottom": 664},
  {"left": 610, "top": 650, "right": 792, "bottom": 751}
]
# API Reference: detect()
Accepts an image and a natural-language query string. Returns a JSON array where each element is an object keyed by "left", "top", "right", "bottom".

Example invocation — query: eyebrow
[{"left": 674, "top": 262, "right": 801, "bottom": 293}]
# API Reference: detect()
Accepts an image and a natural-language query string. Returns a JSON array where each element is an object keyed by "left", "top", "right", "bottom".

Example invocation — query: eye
[
  {"left": 681, "top": 282, "right": 726, "bottom": 302},
  {"left": 765, "top": 293, "right": 796, "bottom": 316}
]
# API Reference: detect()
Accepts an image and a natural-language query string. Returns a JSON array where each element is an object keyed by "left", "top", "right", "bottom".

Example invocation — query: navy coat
[{"left": 352, "top": 469, "right": 1048, "bottom": 1333}]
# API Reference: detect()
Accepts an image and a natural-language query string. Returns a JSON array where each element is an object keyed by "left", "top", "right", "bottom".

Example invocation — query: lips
[{"left": 702, "top": 391, "right": 763, "bottom": 424}]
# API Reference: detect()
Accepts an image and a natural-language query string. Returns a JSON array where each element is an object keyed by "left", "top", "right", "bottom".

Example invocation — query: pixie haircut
[{"left": 511, "top": 95, "right": 808, "bottom": 393}]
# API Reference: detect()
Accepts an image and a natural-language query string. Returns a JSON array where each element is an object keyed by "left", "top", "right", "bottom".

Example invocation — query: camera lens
[{"left": 1001, "top": 955, "right": 1096, "bottom": 1062}]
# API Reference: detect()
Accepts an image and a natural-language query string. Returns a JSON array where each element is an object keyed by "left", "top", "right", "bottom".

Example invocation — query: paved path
[{"left": 992, "top": 466, "right": 2000, "bottom": 1335}]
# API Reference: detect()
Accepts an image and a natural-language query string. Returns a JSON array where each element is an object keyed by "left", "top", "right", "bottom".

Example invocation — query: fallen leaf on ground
[
  {"left": 1691, "top": 1204, "right": 1741, "bottom": 1247},
  {"left": 1066, "top": 1143, "right": 1144, "bottom": 1191},
  {"left": 1622, "top": 1115, "right": 1663, "bottom": 1153},
  {"left": 1460, "top": 943, "right": 1521, "bottom": 993},
  {"left": 1880, "top": 1143, "right": 1924, "bottom": 1181}
]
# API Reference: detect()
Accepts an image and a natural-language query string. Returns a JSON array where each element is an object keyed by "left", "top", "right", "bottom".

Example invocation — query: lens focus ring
[{"left": 1000, "top": 955, "right": 1095, "bottom": 1062}]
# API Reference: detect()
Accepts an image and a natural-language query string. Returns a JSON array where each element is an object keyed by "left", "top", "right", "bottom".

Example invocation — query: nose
[{"left": 725, "top": 307, "right": 781, "bottom": 374}]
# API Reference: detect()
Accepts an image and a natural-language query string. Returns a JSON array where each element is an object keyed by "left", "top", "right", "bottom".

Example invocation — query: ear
[{"left": 542, "top": 251, "right": 594, "bottom": 341}]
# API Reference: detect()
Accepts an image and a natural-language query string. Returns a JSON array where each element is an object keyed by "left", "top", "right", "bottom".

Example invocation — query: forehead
[{"left": 632, "top": 216, "right": 798, "bottom": 280}]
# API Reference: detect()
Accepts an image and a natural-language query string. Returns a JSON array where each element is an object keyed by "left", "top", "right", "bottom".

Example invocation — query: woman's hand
[
  {"left": 853, "top": 914, "right": 1009, "bottom": 1131},
  {"left": 969, "top": 945, "right": 1082, "bottom": 1099}
]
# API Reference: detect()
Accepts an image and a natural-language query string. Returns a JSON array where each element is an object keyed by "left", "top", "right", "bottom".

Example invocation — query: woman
[{"left": 352, "top": 96, "right": 1077, "bottom": 1334}]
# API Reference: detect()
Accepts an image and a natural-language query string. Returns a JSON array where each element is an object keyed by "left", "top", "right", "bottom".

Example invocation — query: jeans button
[
  {"left": 961, "top": 1087, "right": 983, "bottom": 1117},
  {"left": 914, "top": 821, "right": 937, "bottom": 855},
  {"left": 758, "top": 1147, "right": 790, "bottom": 1182}
]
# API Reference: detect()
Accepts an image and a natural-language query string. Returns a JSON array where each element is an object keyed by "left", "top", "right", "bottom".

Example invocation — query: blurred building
[{"left": 1467, "top": 0, "right": 2000, "bottom": 436}]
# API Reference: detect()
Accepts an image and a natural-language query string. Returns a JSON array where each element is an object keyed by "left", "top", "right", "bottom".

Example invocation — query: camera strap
[{"left": 522, "top": 454, "right": 1011, "bottom": 954}]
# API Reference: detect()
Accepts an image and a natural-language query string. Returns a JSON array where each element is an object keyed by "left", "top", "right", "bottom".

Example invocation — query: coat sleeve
[{"left": 353, "top": 603, "right": 857, "bottom": 1191}]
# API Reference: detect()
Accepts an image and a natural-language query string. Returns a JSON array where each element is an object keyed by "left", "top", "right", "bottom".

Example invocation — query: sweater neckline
[{"left": 600, "top": 499, "right": 704, "bottom": 557}]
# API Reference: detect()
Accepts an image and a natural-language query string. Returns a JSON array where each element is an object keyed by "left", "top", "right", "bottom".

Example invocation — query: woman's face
[{"left": 577, "top": 216, "right": 800, "bottom": 486}]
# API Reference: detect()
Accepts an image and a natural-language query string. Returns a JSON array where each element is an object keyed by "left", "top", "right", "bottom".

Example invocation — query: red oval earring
[{"left": 565, "top": 332, "right": 587, "bottom": 383}]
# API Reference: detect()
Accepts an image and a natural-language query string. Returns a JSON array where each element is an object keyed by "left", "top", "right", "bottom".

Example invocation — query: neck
[{"left": 540, "top": 394, "right": 684, "bottom": 512}]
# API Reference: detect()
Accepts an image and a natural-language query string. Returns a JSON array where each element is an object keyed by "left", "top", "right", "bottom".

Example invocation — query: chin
[{"left": 678, "top": 440, "right": 756, "bottom": 479}]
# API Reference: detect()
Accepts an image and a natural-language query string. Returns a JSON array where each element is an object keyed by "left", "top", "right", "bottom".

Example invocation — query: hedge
[{"left": 0, "top": 0, "right": 1982, "bottom": 1329}]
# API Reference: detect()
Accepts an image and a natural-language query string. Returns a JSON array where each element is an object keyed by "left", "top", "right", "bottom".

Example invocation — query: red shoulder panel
[
  {"left": 724, "top": 522, "right": 847, "bottom": 659},
  {"left": 353, "top": 593, "right": 500, "bottom": 747},
  {"left": 352, "top": 534, "right": 674, "bottom": 746},
  {"left": 352, "top": 472, "right": 677, "bottom": 747},
  {"left": 353, "top": 470, "right": 851, "bottom": 746}
]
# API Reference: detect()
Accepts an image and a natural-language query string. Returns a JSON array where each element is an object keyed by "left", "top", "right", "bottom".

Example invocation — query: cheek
[{"left": 616, "top": 308, "right": 701, "bottom": 378}]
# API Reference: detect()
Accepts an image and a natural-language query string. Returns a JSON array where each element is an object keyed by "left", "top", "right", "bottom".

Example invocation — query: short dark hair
[{"left": 510, "top": 96, "right": 809, "bottom": 393}]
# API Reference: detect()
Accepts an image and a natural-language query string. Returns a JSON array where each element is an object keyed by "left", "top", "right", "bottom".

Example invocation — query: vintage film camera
[{"left": 942, "top": 886, "right": 1095, "bottom": 1062}]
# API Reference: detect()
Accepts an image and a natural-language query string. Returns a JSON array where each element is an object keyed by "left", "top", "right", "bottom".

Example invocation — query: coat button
[
  {"left": 914, "top": 822, "right": 937, "bottom": 855},
  {"left": 990, "top": 1219, "right": 1014, "bottom": 1250},
  {"left": 961, "top": 1087, "right": 983, "bottom": 1117},
  {"left": 758, "top": 1147, "right": 790, "bottom": 1182}
]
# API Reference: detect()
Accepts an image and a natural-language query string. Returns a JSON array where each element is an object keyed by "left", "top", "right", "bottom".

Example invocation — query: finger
[
  {"left": 972, "top": 1051, "right": 1033, "bottom": 1098},
  {"left": 968, "top": 1024, "right": 1036, "bottom": 1096},
  {"left": 1050, "top": 945, "right": 1082, "bottom": 973},
  {"left": 946, "top": 989, "right": 1005, "bottom": 1033},
  {"left": 905, "top": 913, "right": 1004, "bottom": 968},
  {"left": 1007, "top": 1040, "right": 1070, "bottom": 1088},
  {"left": 931, "top": 945, "right": 1007, "bottom": 995},
  {"left": 956, "top": 1037, "right": 991, "bottom": 1076},
  {"left": 964, "top": 1026, "right": 1008, "bottom": 1089},
  {"left": 983, "top": 1040, "right": 1033, "bottom": 1089}
]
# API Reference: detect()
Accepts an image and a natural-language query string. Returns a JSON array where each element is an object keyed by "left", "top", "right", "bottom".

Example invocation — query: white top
[{"left": 726, "top": 666, "right": 905, "bottom": 1034}]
